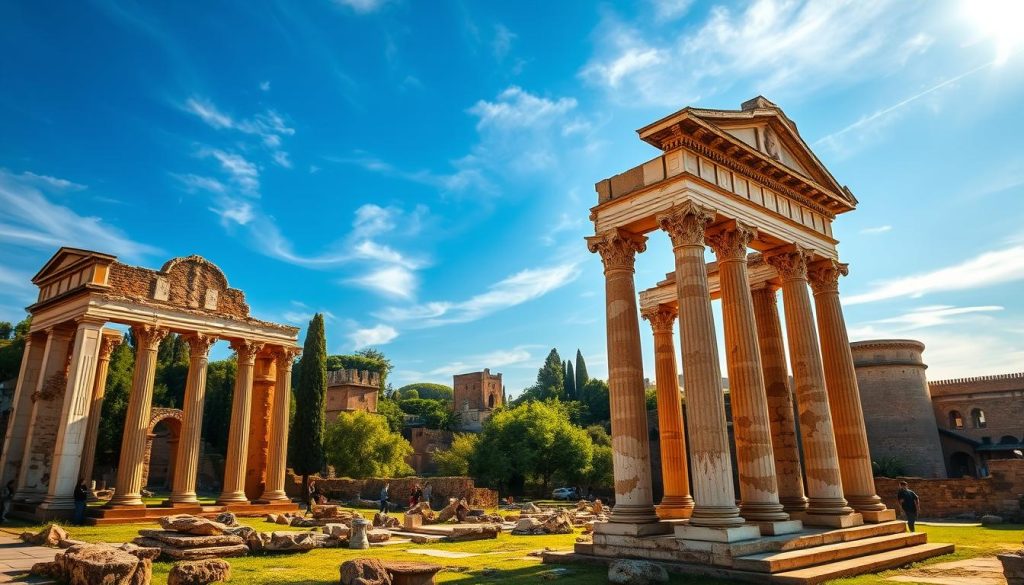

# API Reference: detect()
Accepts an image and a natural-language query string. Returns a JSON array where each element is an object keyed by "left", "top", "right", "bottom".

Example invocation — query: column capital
[
  {"left": 657, "top": 201, "right": 717, "bottom": 248},
  {"left": 641, "top": 304, "right": 677, "bottom": 334},
  {"left": 99, "top": 334, "right": 123, "bottom": 361},
  {"left": 131, "top": 324, "right": 169, "bottom": 351},
  {"left": 271, "top": 346, "right": 301, "bottom": 369},
  {"left": 808, "top": 259, "right": 849, "bottom": 295},
  {"left": 183, "top": 332, "right": 218, "bottom": 357},
  {"left": 707, "top": 221, "right": 758, "bottom": 262},
  {"left": 230, "top": 339, "right": 265, "bottom": 365},
  {"left": 765, "top": 246, "right": 814, "bottom": 282},
  {"left": 73, "top": 316, "right": 107, "bottom": 328},
  {"left": 586, "top": 228, "right": 647, "bottom": 273}
]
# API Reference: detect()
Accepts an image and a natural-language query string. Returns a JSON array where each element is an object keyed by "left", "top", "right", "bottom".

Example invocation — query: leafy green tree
[
  {"left": 0, "top": 316, "right": 31, "bottom": 382},
  {"left": 399, "top": 388, "right": 420, "bottom": 400},
  {"left": 0, "top": 321, "right": 12, "bottom": 340},
  {"left": 291, "top": 314, "right": 327, "bottom": 494},
  {"left": 585, "top": 424, "right": 611, "bottom": 448},
  {"left": 578, "top": 379, "right": 610, "bottom": 425},
  {"left": 324, "top": 410, "right": 413, "bottom": 478},
  {"left": 324, "top": 348, "right": 393, "bottom": 391},
  {"left": 518, "top": 348, "right": 564, "bottom": 402},
  {"left": 202, "top": 357, "right": 236, "bottom": 456},
  {"left": 95, "top": 334, "right": 134, "bottom": 470},
  {"left": 564, "top": 360, "right": 576, "bottom": 400},
  {"left": 586, "top": 445, "right": 614, "bottom": 492},
  {"left": 433, "top": 433, "right": 478, "bottom": 476},
  {"left": 397, "top": 398, "right": 461, "bottom": 431},
  {"left": 376, "top": 397, "right": 406, "bottom": 433},
  {"left": 153, "top": 334, "right": 189, "bottom": 408},
  {"left": 396, "top": 383, "right": 453, "bottom": 402},
  {"left": 575, "top": 349, "right": 589, "bottom": 391},
  {"left": 645, "top": 387, "right": 658, "bottom": 411},
  {"left": 471, "top": 400, "right": 592, "bottom": 494}
]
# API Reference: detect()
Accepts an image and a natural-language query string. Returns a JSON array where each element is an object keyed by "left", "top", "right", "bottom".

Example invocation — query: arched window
[
  {"left": 488, "top": 394, "right": 496, "bottom": 409},
  {"left": 949, "top": 410, "right": 965, "bottom": 430},
  {"left": 971, "top": 408, "right": 987, "bottom": 429}
]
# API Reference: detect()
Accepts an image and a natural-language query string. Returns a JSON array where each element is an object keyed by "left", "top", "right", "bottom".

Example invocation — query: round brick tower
[{"left": 850, "top": 339, "right": 947, "bottom": 478}]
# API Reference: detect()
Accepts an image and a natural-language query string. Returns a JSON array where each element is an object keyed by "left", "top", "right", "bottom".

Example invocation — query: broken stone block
[
  {"left": 167, "top": 558, "right": 232, "bottom": 585},
  {"left": 20, "top": 523, "right": 68, "bottom": 546},
  {"left": 159, "top": 515, "right": 229, "bottom": 536},
  {"left": 340, "top": 558, "right": 392, "bottom": 585},
  {"left": 608, "top": 559, "right": 668, "bottom": 584}
]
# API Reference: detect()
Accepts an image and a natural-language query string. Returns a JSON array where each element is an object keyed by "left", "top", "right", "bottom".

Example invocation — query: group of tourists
[{"left": 377, "top": 481, "right": 432, "bottom": 514}]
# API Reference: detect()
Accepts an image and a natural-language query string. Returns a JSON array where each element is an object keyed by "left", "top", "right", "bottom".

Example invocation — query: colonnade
[
  {"left": 2, "top": 318, "right": 298, "bottom": 515},
  {"left": 588, "top": 201, "right": 892, "bottom": 539}
]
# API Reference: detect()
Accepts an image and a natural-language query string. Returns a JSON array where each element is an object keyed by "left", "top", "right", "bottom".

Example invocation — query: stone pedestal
[{"left": 674, "top": 523, "right": 761, "bottom": 543}]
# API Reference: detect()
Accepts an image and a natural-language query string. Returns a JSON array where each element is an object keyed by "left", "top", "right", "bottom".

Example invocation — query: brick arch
[{"left": 143, "top": 408, "right": 183, "bottom": 491}]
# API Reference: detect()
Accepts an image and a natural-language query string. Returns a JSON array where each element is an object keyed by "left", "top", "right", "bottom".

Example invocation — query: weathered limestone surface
[
  {"left": 340, "top": 558, "right": 392, "bottom": 585},
  {"left": 167, "top": 558, "right": 231, "bottom": 585}
]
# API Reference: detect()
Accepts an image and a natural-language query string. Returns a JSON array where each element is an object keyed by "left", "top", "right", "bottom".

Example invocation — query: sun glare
[{"left": 962, "top": 0, "right": 1024, "bottom": 65}]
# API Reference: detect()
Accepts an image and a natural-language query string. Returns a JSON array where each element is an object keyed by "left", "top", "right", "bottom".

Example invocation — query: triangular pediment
[
  {"left": 636, "top": 96, "right": 857, "bottom": 209},
  {"left": 32, "top": 247, "right": 116, "bottom": 284}
]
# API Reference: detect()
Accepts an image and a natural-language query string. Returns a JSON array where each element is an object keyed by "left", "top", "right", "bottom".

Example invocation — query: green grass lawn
[{"left": 2, "top": 514, "right": 1020, "bottom": 585}]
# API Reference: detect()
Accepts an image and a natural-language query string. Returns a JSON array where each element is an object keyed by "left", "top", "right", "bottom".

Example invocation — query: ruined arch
[{"left": 143, "top": 408, "right": 183, "bottom": 491}]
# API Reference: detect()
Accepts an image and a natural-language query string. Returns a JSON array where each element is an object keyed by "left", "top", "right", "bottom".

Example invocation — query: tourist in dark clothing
[
  {"left": 73, "top": 479, "right": 89, "bottom": 525},
  {"left": 379, "top": 483, "right": 390, "bottom": 514},
  {"left": 409, "top": 483, "right": 422, "bottom": 509},
  {"left": 896, "top": 480, "right": 921, "bottom": 532},
  {"left": 305, "top": 480, "right": 317, "bottom": 516},
  {"left": 1, "top": 480, "right": 14, "bottom": 523}
]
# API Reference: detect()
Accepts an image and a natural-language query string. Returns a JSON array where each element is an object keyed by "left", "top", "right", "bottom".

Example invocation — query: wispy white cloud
[
  {"left": 349, "top": 324, "right": 399, "bottom": 349},
  {"left": 859, "top": 225, "right": 892, "bottom": 235},
  {"left": 862, "top": 304, "right": 1003, "bottom": 331},
  {"left": 429, "top": 345, "right": 536, "bottom": 377},
  {"left": 333, "top": 0, "right": 390, "bottom": 14},
  {"left": 492, "top": 24, "right": 516, "bottom": 61},
  {"left": 259, "top": 80, "right": 271, "bottom": 92},
  {"left": 0, "top": 169, "right": 160, "bottom": 262},
  {"left": 198, "top": 148, "right": 260, "bottom": 196},
  {"left": 184, "top": 96, "right": 294, "bottom": 171},
  {"left": 347, "top": 265, "right": 418, "bottom": 299},
  {"left": 845, "top": 244, "right": 1024, "bottom": 305},
  {"left": 468, "top": 86, "right": 577, "bottom": 131},
  {"left": 376, "top": 262, "right": 581, "bottom": 327},
  {"left": 650, "top": 0, "right": 693, "bottom": 21},
  {"left": 581, "top": 0, "right": 931, "bottom": 107}
]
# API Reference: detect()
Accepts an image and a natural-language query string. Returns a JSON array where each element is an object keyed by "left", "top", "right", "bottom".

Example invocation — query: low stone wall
[
  {"left": 284, "top": 473, "right": 498, "bottom": 508},
  {"left": 875, "top": 459, "right": 1024, "bottom": 520}
]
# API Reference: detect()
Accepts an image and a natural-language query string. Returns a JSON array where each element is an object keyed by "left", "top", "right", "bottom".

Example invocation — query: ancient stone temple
[
  {"left": 553, "top": 98, "right": 953, "bottom": 583},
  {"left": 0, "top": 248, "right": 301, "bottom": 522}
]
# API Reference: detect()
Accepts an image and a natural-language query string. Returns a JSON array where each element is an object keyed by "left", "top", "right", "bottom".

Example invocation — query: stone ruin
[
  {"left": 402, "top": 497, "right": 502, "bottom": 542},
  {"left": 1000, "top": 539, "right": 1024, "bottom": 585},
  {"left": 510, "top": 500, "right": 606, "bottom": 536},
  {"left": 31, "top": 542, "right": 159, "bottom": 585}
]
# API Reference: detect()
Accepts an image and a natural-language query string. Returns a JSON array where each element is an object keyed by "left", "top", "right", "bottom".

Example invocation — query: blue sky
[{"left": 2, "top": 0, "right": 1023, "bottom": 394}]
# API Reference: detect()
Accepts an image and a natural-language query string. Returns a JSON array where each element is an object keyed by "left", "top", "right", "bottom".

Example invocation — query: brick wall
[
  {"left": 875, "top": 459, "right": 1024, "bottom": 520},
  {"left": 285, "top": 473, "right": 498, "bottom": 508}
]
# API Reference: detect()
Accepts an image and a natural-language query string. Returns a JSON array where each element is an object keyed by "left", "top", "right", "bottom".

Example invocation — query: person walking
[
  {"left": 422, "top": 483, "right": 432, "bottom": 509},
  {"left": 73, "top": 478, "right": 89, "bottom": 525},
  {"left": 305, "top": 480, "right": 317, "bottom": 516},
  {"left": 1, "top": 480, "right": 14, "bottom": 523},
  {"left": 896, "top": 480, "right": 921, "bottom": 532},
  {"left": 379, "top": 483, "right": 390, "bottom": 514}
]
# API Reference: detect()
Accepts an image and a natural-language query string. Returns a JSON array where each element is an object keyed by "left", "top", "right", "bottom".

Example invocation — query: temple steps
[
  {"left": 770, "top": 543, "right": 955, "bottom": 584},
  {"left": 733, "top": 531, "right": 928, "bottom": 572}
]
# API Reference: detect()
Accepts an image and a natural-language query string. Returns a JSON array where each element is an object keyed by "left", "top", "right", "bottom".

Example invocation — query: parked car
[{"left": 551, "top": 487, "right": 577, "bottom": 500}]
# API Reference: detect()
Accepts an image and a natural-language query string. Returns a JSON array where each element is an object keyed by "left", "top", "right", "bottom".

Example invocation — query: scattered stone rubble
[
  {"left": 20, "top": 524, "right": 69, "bottom": 547},
  {"left": 608, "top": 559, "right": 669, "bottom": 585},
  {"left": 509, "top": 500, "right": 605, "bottom": 536},
  {"left": 32, "top": 542, "right": 159, "bottom": 585},
  {"left": 167, "top": 558, "right": 232, "bottom": 585},
  {"left": 999, "top": 539, "right": 1024, "bottom": 585},
  {"left": 133, "top": 515, "right": 251, "bottom": 560}
]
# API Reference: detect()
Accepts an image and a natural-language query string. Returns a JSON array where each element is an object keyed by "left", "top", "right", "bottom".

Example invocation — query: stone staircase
[{"left": 545, "top": 520, "right": 954, "bottom": 584}]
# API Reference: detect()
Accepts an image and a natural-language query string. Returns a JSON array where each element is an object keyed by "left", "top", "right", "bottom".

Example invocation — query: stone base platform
[
  {"left": 543, "top": 520, "right": 953, "bottom": 584},
  {"left": 78, "top": 500, "right": 299, "bottom": 525}
]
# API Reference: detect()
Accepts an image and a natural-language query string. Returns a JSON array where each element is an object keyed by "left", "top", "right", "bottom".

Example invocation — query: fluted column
[
  {"left": 708, "top": 223, "right": 789, "bottom": 524},
  {"left": 658, "top": 202, "right": 744, "bottom": 529},
  {"left": 39, "top": 318, "right": 106, "bottom": 514},
  {"left": 78, "top": 332, "right": 122, "bottom": 484},
  {"left": 765, "top": 248, "right": 855, "bottom": 524},
  {"left": 751, "top": 284, "right": 808, "bottom": 513},
  {"left": 18, "top": 327, "right": 75, "bottom": 500},
  {"left": 262, "top": 347, "right": 300, "bottom": 502},
  {"left": 110, "top": 324, "right": 168, "bottom": 507},
  {"left": 809, "top": 260, "right": 891, "bottom": 521},
  {"left": 586, "top": 228, "right": 659, "bottom": 526},
  {"left": 170, "top": 333, "right": 217, "bottom": 505},
  {"left": 640, "top": 304, "right": 694, "bottom": 520},
  {"left": 218, "top": 339, "right": 264, "bottom": 504},
  {"left": 0, "top": 332, "right": 46, "bottom": 488}
]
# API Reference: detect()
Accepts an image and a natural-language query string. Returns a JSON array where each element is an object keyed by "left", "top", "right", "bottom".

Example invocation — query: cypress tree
[
  {"left": 564, "top": 360, "right": 576, "bottom": 400},
  {"left": 290, "top": 313, "right": 327, "bottom": 499},
  {"left": 575, "top": 349, "right": 589, "bottom": 391},
  {"left": 535, "top": 348, "right": 564, "bottom": 400}
]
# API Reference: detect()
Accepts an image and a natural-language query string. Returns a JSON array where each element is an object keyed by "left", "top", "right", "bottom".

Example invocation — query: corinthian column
[
  {"left": 262, "top": 347, "right": 300, "bottom": 502},
  {"left": 640, "top": 304, "right": 694, "bottom": 520},
  {"left": 170, "top": 333, "right": 217, "bottom": 505},
  {"left": 751, "top": 284, "right": 808, "bottom": 513},
  {"left": 78, "top": 332, "right": 122, "bottom": 484},
  {"left": 586, "top": 228, "right": 661, "bottom": 530},
  {"left": 658, "top": 202, "right": 749, "bottom": 536},
  {"left": 809, "top": 260, "right": 893, "bottom": 523},
  {"left": 218, "top": 339, "right": 264, "bottom": 505},
  {"left": 110, "top": 324, "right": 168, "bottom": 507},
  {"left": 765, "top": 248, "right": 858, "bottom": 527},
  {"left": 708, "top": 224, "right": 795, "bottom": 532}
]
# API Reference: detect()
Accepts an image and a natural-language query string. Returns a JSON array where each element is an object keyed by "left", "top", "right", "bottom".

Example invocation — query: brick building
[
  {"left": 325, "top": 369, "right": 380, "bottom": 422},
  {"left": 852, "top": 339, "right": 1024, "bottom": 479},
  {"left": 451, "top": 369, "right": 502, "bottom": 432}
]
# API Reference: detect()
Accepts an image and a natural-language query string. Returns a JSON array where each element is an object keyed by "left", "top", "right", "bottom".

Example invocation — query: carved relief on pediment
[{"left": 764, "top": 127, "right": 781, "bottom": 161}]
